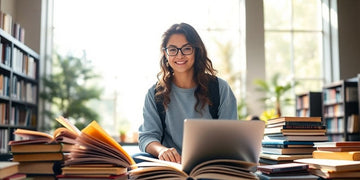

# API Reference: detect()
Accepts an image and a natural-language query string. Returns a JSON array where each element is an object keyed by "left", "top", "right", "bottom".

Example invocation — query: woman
[{"left": 137, "top": 23, "right": 238, "bottom": 163}]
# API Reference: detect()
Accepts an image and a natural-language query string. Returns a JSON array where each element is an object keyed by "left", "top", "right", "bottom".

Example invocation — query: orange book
[
  {"left": 312, "top": 150, "right": 360, "bottom": 161},
  {"left": 65, "top": 121, "right": 136, "bottom": 167}
]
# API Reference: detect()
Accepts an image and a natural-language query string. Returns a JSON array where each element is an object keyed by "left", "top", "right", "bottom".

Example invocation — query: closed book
[
  {"left": 1, "top": 173, "right": 26, "bottom": 180},
  {"left": 313, "top": 141, "right": 360, "bottom": 147},
  {"left": 309, "top": 168, "right": 360, "bottom": 179},
  {"left": 0, "top": 161, "right": 19, "bottom": 179},
  {"left": 56, "top": 174, "right": 127, "bottom": 180},
  {"left": 262, "top": 147, "right": 315, "bottom": 155},
  {"left": 61, "top": 166, "right": 127, "bottom": 175},
  {"left": 316, "top": 147, "right": 360, "bottom": 152},
  {"left": 266, "top": 122, "right": 323, "bottom": 128},
  {"left": 264, "top": 135, "right": 328, "bottom": 141},
  {"left": 294, "top": 158, "right": 360, "bottom": 172},
  {"left": 262, "top": 140, "right": 314, "bottom": 148},
  {"left": 256, "top": 172, "right": 319, "bottom": 180},
  {"left": 312, "top": 150, "right": 360, "bottom": 160},
  {"left": 18, "top": 162, "right": 56, "bottom": 174},
  {"left": 257, "top": 163, "right": 308, "bottom": 174},
  {"left": 11, "top": 143, "right": 73, "bottom": 153},
  {"left": 12, "top": 152, "right": 66, "bottom": 162},
  {"left": 267, "top": 117, "right": 322, "bottom": 125},
  {"left": 265, "top": 128, "right": 326, "bottom": 135},
  {"left": 260, "top": 153, "right": 312, "bottom": 161},
  {"left": 259, "top": 158, "right": 293, "bottom": 165}
]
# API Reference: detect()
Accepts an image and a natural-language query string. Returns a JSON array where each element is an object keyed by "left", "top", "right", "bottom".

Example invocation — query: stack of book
[
  {"left": 295, "top": 141, "right": 360, "bottom": 179},
  {"left": 58, "top": 120, "right": 135, "bottom": 180},
  {"left": 260, "top": 117, "right": 328, "bottom": 165},
  {"left": 256, "top": 162, "right": 319, "bottom": 180},
  {"left": 8, "top": 116, "right": 80, "bottom": 179},
  {"left": 0, "top": 161, "right": 26, "bottom": 180}
]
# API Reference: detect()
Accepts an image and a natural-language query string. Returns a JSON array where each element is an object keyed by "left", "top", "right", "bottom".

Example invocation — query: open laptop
[{"left": 181, "top": 119, "right": 265, "bottom": 173}]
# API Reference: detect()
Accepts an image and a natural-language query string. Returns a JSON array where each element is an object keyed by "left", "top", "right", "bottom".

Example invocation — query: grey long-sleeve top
[{"left": 138, "top": 77, "right": 238, "bottom": 155}]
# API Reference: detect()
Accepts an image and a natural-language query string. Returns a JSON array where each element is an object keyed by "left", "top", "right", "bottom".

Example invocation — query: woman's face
[{"left": 164, "top": 34, "right": 195, "bottom": 75}]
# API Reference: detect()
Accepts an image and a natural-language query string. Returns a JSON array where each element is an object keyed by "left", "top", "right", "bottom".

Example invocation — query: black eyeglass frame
[{"left": 162, "top": 46, "right": 195, "bottom": 56}]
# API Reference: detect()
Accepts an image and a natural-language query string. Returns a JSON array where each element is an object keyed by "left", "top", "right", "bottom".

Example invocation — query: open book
[
  {"left": 8, "top": 116, "right": 80, "bottom": 145},
  {"left": 64, "top": 120, "right": 136, "bottom": 168},
  {"left": 129, "top": 155, "right": 258, "bottom": 180}
]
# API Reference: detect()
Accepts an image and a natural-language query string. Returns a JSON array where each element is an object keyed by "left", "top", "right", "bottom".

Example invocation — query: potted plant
[
  {"left": 254, "top": 73, "right": 299, "bottom": 117},
  {"left": 39, "top": 52, "right": 103, "bottom": 129},
  {"left": 119, "top": 129, "right": 127, "bottom": 143}
]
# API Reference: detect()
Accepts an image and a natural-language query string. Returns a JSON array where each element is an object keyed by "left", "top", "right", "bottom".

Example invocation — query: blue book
[{"left": 262, "top": 140, "right": 314, "bottom": 148}]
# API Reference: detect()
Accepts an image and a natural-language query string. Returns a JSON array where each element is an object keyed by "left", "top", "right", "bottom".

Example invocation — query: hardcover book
[
  {"left": 18, "top": 161, "right": 57, "bottom": 175},
  {"left": 313, "top": 141, "right": 360, "bottom": 147},
  {"left": 257, "top": 163, "right": 308, "bottom": 174},
  {"left": 261, "top": 147, "right": 315, "bottom": 155},
  {"left": 264, "top": 135, "right": 328, "bottom": 142},
  {"left": 260, "top": 153, "right": 313, "bottom": 161},
  {"left": 294, "top": 158, "right": 360, "bottom": 172},
  {"left": 309, "top": 168, "right": 360, "bottom": 179},
  {"left": 61, "top": 165, "right": 127, "bottom": 175},
  {"left": 312, "top": 150, "right": 360, "bottom": 161},
  {"left": 267, "top": 117, "right": 322, "bottom": 125},
  {"left": 11, "top": 143, "right": 73, "bottom": 153},
  {"left": 12, "top": 152, "right": 68, "bottom": 162},
  {"left": 262, "top": 140, "right": 314, "bottom": 148},
  {"left": 0, "top": 161, "right": 19, "bottom": 179}
]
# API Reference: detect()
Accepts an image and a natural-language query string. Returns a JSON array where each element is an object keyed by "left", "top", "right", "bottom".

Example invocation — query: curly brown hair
[{"left": 155, "top": 23, "right": 217, "bottom": 113}]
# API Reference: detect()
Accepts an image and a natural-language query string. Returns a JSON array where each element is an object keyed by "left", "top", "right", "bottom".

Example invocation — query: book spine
[
  {"left": 271, "top": 165, "right": 308, "bottom": 173},
  {"left": 282, "top": 125, "right": 326, "bottom": 129}
]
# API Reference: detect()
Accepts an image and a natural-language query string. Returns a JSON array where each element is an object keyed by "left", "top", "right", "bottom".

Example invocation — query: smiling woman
[{"left": 53, "top": 0, "right": 244, "bottom": 136}]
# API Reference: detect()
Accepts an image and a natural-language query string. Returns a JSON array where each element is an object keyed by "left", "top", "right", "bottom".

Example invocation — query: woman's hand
[
  {"left": 158, "top": 147, "right": 181, "bottom": 164},
  {"left": 145, "top": 141, "right": 181, "bottom": 164}
]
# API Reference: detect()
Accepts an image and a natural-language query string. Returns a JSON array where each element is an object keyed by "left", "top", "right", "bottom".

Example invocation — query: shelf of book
[
  {"left": 0, "top": 28, "right": 39, "bottom": 159},
  {"left": 322, "top": 79, "right": 359, "bottom": 141},
  {"left": 296, "top": 92, "right": 322, "bottom": 117}
]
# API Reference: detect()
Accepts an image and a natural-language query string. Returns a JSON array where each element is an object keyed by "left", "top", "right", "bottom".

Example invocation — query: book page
[
  {"left": 189, "top": 159, "right": 256, "bottom": 178},
  {"left": 56, "top": 116, "right": 81, "bottom": 135},
  {"left": 79, "top": 121, "right": 135, "bottom": 165},
  {"left": 66, "top": 133, "right": 130, "bottom": 167}
]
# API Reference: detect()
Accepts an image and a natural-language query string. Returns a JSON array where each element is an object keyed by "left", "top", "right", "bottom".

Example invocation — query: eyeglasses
[{"left": 163, "top": 46, "right": 194, "bottom": 56}]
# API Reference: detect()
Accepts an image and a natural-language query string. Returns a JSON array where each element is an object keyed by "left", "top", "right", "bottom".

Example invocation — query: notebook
[{"left": 181, "top": 119, "right": 265, "bottom": 173}]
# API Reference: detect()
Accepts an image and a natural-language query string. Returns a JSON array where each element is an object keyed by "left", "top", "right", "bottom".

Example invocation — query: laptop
[{"left": 181, "top": 119, "right": 265, "bottom": 173}]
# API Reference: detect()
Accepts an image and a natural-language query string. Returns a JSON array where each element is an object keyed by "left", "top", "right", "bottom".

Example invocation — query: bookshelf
[
  {"left": 296, "top": 92, "right": 322, "bottom": 117},
  {"left": 0, "top": 28, "right": 39, "bottom": 160},
  {"left": 322, "top": 79, "right": 359, "bottom": 141}
]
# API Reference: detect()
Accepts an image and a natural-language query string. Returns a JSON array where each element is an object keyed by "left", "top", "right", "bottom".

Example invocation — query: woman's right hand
[
  {"left": 146, "top": 141, "right": 181, "bottom": 164},
  {"left": 158, "top": 147, "right": 181, "bottom": 164}
]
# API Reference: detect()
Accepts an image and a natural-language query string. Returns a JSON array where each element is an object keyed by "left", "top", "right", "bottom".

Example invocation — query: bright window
[
  {"left": 53, "top": 0, "right": 244, "bottom": 136},
  {"left": 264, "top": 0, "right": 324, "bottom": 115}
]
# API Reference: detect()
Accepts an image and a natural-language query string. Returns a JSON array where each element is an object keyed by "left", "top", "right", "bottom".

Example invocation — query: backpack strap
[
  {"left": 207, "top": 77, "right": 219, "bottom": 119},
  {"left": 154, "top": 77, "right": 220, "bottom": 143},
  {"left": 154, "top": 86, "right": 166, "bottom": 138}
]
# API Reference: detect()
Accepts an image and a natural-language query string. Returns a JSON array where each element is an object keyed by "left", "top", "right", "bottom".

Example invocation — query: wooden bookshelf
[
  {"left": 322, "top": 79, "right": 359, "bottom": 141},
  {"left": 296, "top": 92, "right": 322, "bottom": 117},
  {"left": 0, "top": 28, "right": 39, "bottom": 160}
]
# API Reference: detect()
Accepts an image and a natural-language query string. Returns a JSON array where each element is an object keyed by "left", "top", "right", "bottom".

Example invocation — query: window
[
  {"left": 264, "top": 0, "right": 324, "bottom": 115},
  {"left": 53, "top": 0, "right": 244, "bottom": 136}
]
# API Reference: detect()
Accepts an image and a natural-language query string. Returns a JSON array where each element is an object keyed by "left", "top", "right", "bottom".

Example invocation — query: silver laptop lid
[{"left": 182, "top": 119, "right": 265, "bottom": 173}]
